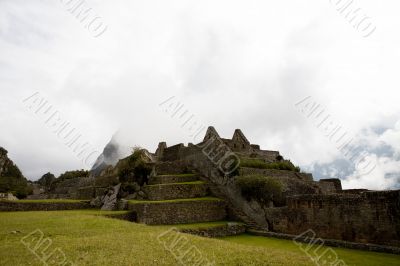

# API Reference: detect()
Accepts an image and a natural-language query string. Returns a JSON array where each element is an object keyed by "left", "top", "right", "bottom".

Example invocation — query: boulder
[
  {"left": 90, "top": 196, "right": 102, "bottom": 208},
  {"left": 101, "top": 184, "right": 121, "bottom": 211},
  {"left": 126, "top": 193, "right": 137, "bottom": 200}
]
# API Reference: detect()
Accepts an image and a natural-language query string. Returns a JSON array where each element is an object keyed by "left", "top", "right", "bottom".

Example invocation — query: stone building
[
  {"left": 0, "top": 193, "right": 18, "bottom": 201},
  {"left": 145, "top": 126, "right": 400, "bottom": 247},
  {"left": 30, "top": 126, "right": 399, "bottom": 248}
]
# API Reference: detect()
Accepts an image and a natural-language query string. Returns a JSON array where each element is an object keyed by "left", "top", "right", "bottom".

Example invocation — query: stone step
[
  {"left": 143, "top": 181, "right": 208, "bottom": 200},
  {"left": 148, "top": 174, "right": 199, "bottom": 185},
  {"left": 175, "top": 221, "right": 246, "bottom": 238},
  {"left": 127, "top": 197, "right": 227, "bottom": 225}
]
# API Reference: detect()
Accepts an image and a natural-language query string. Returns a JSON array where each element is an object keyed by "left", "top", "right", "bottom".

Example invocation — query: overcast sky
[{"left": 0, "top": 0, "right": 399, "bottom": 190}]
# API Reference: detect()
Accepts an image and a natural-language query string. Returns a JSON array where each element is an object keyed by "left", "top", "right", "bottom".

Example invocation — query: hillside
[{"left": 0, "top": 147, "right": 30, "bottom": 198}]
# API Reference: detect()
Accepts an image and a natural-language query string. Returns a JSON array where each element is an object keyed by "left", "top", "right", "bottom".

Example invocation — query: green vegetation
[
  {"left": 160, "top": 221, "right": 245, "bottom": 230},
  {"left": 128, "top": 197, "right": 222, "bottom": 204},
  {"left": 223, "top": 234, "right": 400, "bottom": 266},
  {"left": 0, "top": 210, "right": 398, "bottom": 265},
  {"left": 47, "top": 169, "right": 90, "bottom": 192},
  {"left": 240, "top": 158, "right": 300, "bottom": 172},
  {"left": 57, "top": 169, "right": 89, "bottom": 181},
  {"left": 36, "top": 172, "right": 56, "bottom": 191},
  {"left": 158, "top": 174, "right": 196, "bottom": 177},
  {"left": 0, "top": 176, "right": 32, "bottom": 199},
  {"left": 0, "top": 147, "right": 31, "bottom": 198},
  {"left": 236, "top": 175, "right": 283, "bottom": 206},
  {"left": 117, "top": 148, "right": 152, "bottom": 185}
]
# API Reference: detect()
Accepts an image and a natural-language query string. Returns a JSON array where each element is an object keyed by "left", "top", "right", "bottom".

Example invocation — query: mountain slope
[{"left": 0, "top": 147, "right": 30, "bottom": 198}]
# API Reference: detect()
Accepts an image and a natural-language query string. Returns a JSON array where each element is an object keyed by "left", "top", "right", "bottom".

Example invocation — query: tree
[{"left": 37, "top": 172, "right": 56, "bottom": 190}]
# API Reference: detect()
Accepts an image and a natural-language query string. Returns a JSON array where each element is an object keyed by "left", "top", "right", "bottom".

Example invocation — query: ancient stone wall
[
  {"left": 148, "top": 174, "right": 198, "bottom": 185},
  {"left": 77, "top": 186, "right": 96, "bottom": 199},
  {"left": 127, "top": 200, "right": 227, "bottom": 225},
  {"left": 280, "top": 191, "right": 400, "bottom": 247},
  {"left": 0, "top": 200, "right": 93, "bottom": 211},
  {"left": 155, "top": 160, "right": 189, "bottom": 175},
  {"left": 253, "top": 150, "right": 280, "bottom": 162},
  {"left": 161, "top": 144, "right": 185, "bottom": 162},
  {"left": 180, "top": 223, "right": 246, "bottom": 238},
  {"left": 316, "top": 179, "right": 342, "bottom": 194},
  {"left": 143, "top": 183, "right": 208, "bottom": 200}
]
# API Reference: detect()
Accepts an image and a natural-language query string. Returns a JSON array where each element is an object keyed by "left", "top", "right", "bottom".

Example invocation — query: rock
[
  {"left": 90, "top": 196, "right": 102, "bottom": 207},
  {"left": 118, "top": 199, "right": 128, "bottom": 210},
  {"left": 120, "top": 190, "right": 129, "bottom": 198},
  {"left": 101, "top": 184, "right": 121, "bottom": 211},
  {"left": 138, "top": 191, "right": 146, "bottom": 198},
  {"left": 132, "top": 182, "right": 141, "bottom": 192},
  {"left": 126, "top": 193, "right": 137, "bottom": 200}
]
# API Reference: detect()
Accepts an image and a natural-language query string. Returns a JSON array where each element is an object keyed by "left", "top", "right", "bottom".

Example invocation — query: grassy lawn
[
  {"left": 157, "top": 221, "right": 244, "bottom": 230},
  {"left": 223, "top": 235, "right": 400, "bottom": 266},
  {"left": 158, "top": 174, "right": 196, "bottom": 177},
  {"left": 0, "top": 210, "right": 398, "bottom": 265}
]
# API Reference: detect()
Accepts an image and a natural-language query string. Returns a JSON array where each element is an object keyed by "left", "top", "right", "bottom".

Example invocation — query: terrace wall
[{"left": 0, "top": 200, "right": 93, "bottom": 211}]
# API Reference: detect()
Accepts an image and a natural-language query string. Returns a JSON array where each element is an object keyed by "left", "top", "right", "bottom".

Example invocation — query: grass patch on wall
[
  {"left": 236, "top": 175, "right": 283, "bottom": 206},
  {"left": 240, "top": 158, "right": 300, "bottom": 172}
]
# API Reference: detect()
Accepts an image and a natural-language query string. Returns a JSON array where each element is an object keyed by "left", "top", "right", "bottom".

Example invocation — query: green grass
[
  {"left": 128, "top": 197, "right": 222, "bottom": 204},
  {"left": 223, "top": 234, "right": 400, "bottom": 266},
  {"left": 145, "top": 181, "right": 205, "bottom": 187},
  {"left": 0, "top": 211, "right": 398, "bottom": 265},
  {"left": 158, "top": 174, "right": 196, "bottom": 177},
  {"left": 2, "top": 199, "right": 89, "bottom": 203},
  {"left": 240, "top": 158, "right": 300, "bottom": 172}
]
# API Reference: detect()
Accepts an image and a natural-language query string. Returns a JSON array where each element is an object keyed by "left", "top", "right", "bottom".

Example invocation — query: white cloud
[{"left": 0, "top": 0, "right": 399, "bottom": 188}]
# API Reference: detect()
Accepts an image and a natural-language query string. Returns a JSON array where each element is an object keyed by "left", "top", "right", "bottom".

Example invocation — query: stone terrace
[{"left": 126, "top": 173, "right": 246, "bottom": 237}]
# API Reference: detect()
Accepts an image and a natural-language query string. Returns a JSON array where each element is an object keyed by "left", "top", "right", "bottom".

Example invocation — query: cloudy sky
[{"left": 0, "top": 0, "right": 399, "bottom": 190}]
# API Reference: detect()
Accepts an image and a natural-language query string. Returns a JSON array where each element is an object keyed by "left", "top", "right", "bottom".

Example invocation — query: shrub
[
  {"left": 236, "top": 175, "right": 283, "bottom": 206},
  {"left": 117, "top": 148, "right": 152, "bottom": 185},
  {"left": 0, "top": 176, "right": 31, "bottom": 199},
  {"left": 57, "top": 170, "right": 89, "bottom": 181},
  {"left": 37, "top": 172, "right": 56, "bottom": 190}
]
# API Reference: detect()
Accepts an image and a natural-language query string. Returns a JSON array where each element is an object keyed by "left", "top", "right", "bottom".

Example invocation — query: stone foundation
[
  {"left": 148, "top": 174, "right": 198, "bottom": 185},
  {"left": 279, "top": 191, "right": 400, "bottom": 247},
  {"left": 143, "top": 182, "right": 208, "bottom": 200},
  {"left": 0, "top": 200, "right": 93, "bottom": 211},
  {"left": 180, "top": 223, "right": 246, "bottom": 238},
  {"left": 127, "top": 199, "right": 227, "bottom": 225}
]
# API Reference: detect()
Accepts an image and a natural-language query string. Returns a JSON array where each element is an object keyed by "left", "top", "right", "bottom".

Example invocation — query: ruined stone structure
[
  {"left": 4, "top": 127, "right": 398, "bottom": 249},
  {"left": 0, "top": 193, "right": 18, "bottom": 201},
  {"left": 127, "top": 126, "right": 399, "bottom": 247}
]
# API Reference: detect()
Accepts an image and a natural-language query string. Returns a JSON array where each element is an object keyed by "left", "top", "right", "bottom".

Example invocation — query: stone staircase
[{"left": 126, "top": 174, "right": 245, "bottom": 237}]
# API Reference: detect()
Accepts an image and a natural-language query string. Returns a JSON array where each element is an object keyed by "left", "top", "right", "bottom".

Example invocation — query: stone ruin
[
  {"left": 0, "top": 192, "right": 18, "bottom": 201},
  {"left": 29, "top": 126, "right": 400, "bottom": 248}
]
